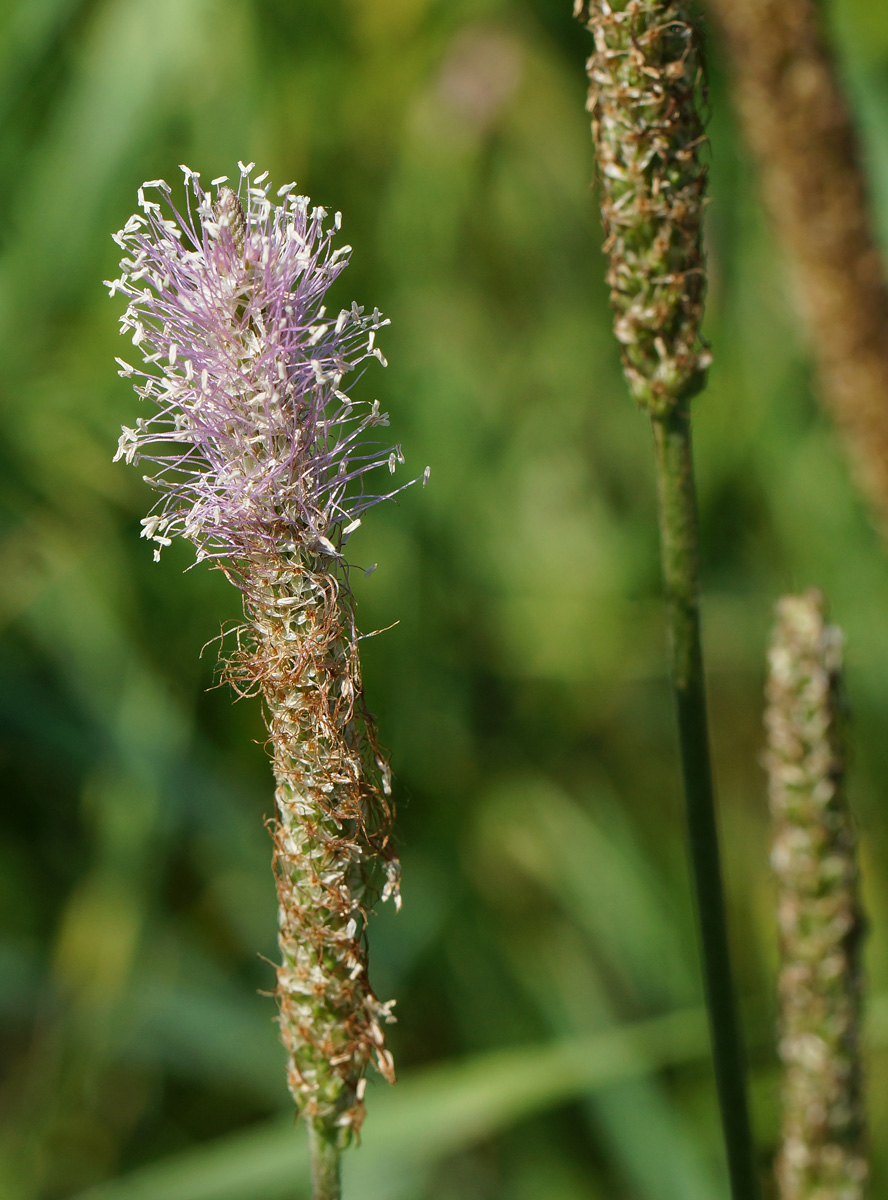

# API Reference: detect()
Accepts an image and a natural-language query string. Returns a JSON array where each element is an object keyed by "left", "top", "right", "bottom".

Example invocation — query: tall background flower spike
[
  {"left": 705, "top": 0, "right": 888, "bottom": 535},
  {"left": 576, "top": 0, "right": 711, "bottom": 415},
  {"left": 765, "top": 592, "right": 868, "bottom": 1200},
  {"left": 108, "top": 164, "right": 425, "bottom": 1198},
  {"left": 576, "top": 3, "right": 760, "bottom": 1197}
]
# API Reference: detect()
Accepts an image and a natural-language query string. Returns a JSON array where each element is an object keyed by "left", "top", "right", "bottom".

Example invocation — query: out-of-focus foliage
[{"left": 2, "top": 1, "right": 888, "bottom": 1197}]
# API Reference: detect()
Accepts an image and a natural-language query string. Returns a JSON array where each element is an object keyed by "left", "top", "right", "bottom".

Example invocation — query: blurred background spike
[
  {"left": 706, "top": 0, "right": 888, "bottom": 536},
  {"left": 765, "top": 591, "right": 868, "bottom": 1200}
]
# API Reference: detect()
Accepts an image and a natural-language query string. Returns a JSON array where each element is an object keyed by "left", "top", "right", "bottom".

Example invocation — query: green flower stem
[
  {"left": 309, "top": 1122, "right": 341, "bottom": 1200},
  {"left": 651, "top": 409, "right": 760, "bottom": 1200}
]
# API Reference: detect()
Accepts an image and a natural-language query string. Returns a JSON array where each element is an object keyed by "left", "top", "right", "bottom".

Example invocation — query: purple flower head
[{"left": 108, "top": 162, "right": 426, "bottom": 572}]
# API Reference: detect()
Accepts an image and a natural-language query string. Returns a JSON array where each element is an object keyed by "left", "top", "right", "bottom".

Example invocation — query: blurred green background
[{"left": 3, "top": 1, "right": 888, "bottom": 1197}]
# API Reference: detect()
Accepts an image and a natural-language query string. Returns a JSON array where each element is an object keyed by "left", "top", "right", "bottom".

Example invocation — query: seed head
[
  {"left": 765, "top": 591, "right": 867, "bottom": 1199},
  {"left": 576, "top": 0, "right": 711, "bottom": 413}
]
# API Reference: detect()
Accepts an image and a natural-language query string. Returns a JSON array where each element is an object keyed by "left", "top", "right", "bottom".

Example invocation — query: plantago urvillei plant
[
  {"left": 575, "top": 3, "right": 760, "bottom": 1196},
  {"left": 766, "top": 592, "right": 867, "bottom": 1200},
  {"left": 108, "top": 163, "right": 425, "bottom": 1199}
]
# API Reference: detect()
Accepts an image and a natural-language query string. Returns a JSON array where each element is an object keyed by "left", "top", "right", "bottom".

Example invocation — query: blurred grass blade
[
  {"left": 477, "top": 778, "right": 697, "bottom": 1011},
  {"left": 0, "top": 0, "right": 83, "bottom": 125},
  {"left": 0, "top": 0, "right": 226, "bottom": 323},
  {"left": 71, "top": 1008, "right": 707, "bottom": 1200},
  {"left": 476, "top": 779, "right": 717, "bottom": 1197}
]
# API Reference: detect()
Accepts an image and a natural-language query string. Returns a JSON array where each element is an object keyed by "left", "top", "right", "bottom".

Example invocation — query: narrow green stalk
[
  {"left": 575, "top": 1, "right": 759, "bottom": 1190},
  {"left": 651, "top": 410, "right": 760, "bottom": 1200},
  {"left": 309, "top": 1122, "right": 342, "bottom": 1200}
]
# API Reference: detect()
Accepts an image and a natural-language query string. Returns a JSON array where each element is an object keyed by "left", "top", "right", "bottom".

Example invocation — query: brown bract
[
  {"left": 227, "top": 560, "right": 398, "bottom": 1141},
  {"left": 576, "top": 0, "right": 710, "bottom": 414},
  {"left": 707, "top": 0, "right": 888, "bottom": 531}
]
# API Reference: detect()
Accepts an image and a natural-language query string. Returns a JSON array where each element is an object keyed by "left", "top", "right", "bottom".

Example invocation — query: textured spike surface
[
  {"left": 108, "top": 165, "right": 417, "bottom": 1138},
  {"left": 765, "top": 591, "right": 867, "bottom": 1200},
  {"left": 576, "top": 0, "right": 710, "bottom": 412}
]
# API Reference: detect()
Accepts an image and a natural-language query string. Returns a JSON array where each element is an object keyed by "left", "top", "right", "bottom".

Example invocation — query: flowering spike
[
  {"left": 109, "top": 166, "right": 422, "bottom": 1142},
  {"left": 765, "top": 591, "right": 868, "bottom": 1199},
  {"left": 576, "top": 0, "right": 711, "bottom": 413},
  {"left": 577, "top": 7, "right": 761, "bottom": 1198}
]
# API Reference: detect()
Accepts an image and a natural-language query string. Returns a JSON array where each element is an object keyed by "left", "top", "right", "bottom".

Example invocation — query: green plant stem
[
  {"left": 651, "top": 409, "right": 761, "bottom": 1200},
  {"left": 308, "top": 1123, "right": 341, "bottom": 1200}
]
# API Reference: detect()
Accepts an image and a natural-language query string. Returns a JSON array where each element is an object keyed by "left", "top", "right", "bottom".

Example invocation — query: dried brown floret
[{"left": 576, "top": 0, "right": 710, "bottom": 412}]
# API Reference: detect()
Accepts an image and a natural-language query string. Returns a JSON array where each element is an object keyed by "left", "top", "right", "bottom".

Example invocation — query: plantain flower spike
[
  {"left": 107, "top": 163, "right": 428, "bottom": 1143},
  {"left": 575, "top": 0, "right": 711, "bottom": 413},
  {"left": 765, "top": 591, "right": 867, "bottom": 1200}
]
